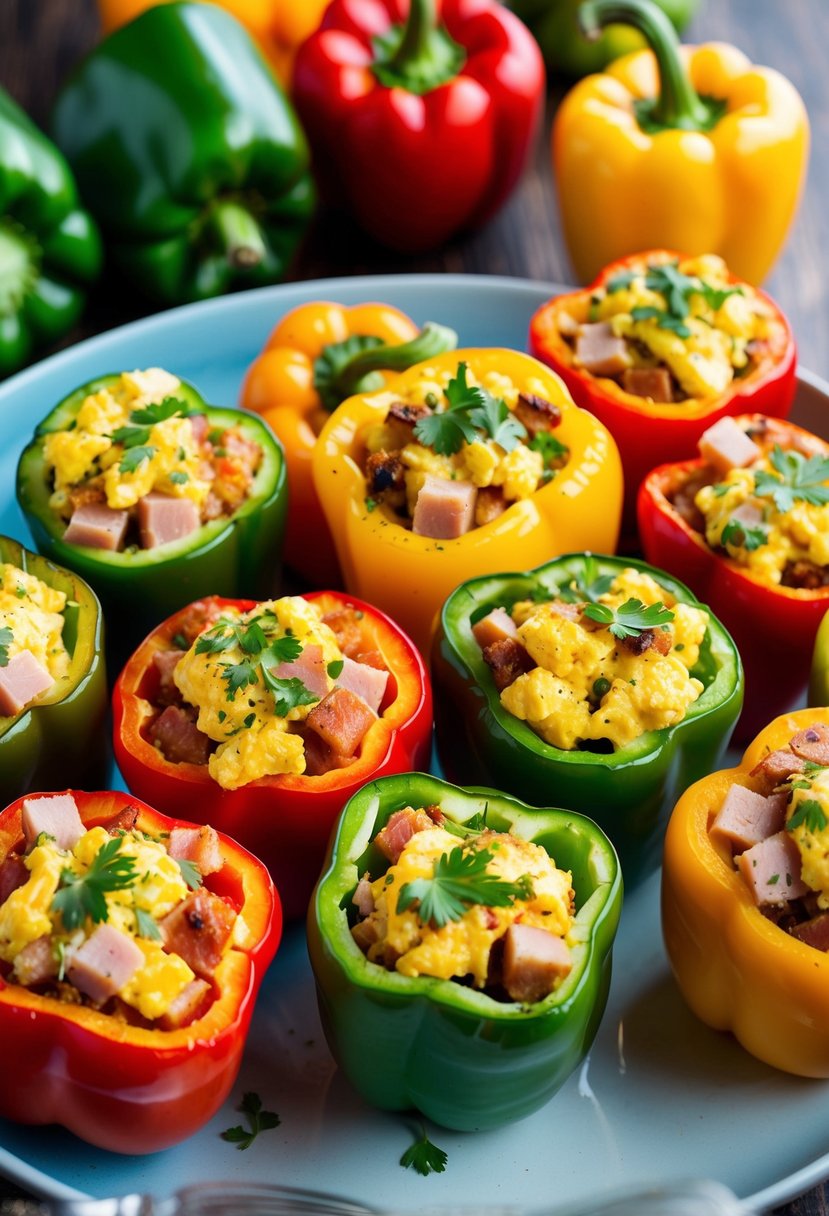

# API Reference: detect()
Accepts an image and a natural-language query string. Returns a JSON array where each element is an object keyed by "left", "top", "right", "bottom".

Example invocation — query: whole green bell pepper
[
  {"left": 308, "top": 771, "right": 622, "bottom": 1131},
  {"left": 0, "top": 89, "right": 102, "bottom": 378},
  {"left": 0, "top": 535, "right": 107, "bottom": 804},
  {"left": 51, "top": 2, "right": 314, "bottom": 307},
  {"left": 432, "top": 554, "right": 743, "bottom": 886},
  {"left": 15, "top": 374, "right": 287, "bottom": 650}
]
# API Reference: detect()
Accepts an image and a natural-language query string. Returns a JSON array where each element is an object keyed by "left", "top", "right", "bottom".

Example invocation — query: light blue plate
[{"left": 0, "top": 275, "right": 828, "bottom": 1211}]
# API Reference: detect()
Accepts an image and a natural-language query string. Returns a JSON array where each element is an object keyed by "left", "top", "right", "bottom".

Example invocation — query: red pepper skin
[
  {"left": 637, "top": 415, "right": 829, "bottom": 740},
  {"left": 113, "top": 593, "right": 432, "bottom": 920},
  {"left": 292, "top": 0, "right": 544, "bottom": 252},
  {"left": 0, "top": 789, "right": 280, "bottom": 1155}
]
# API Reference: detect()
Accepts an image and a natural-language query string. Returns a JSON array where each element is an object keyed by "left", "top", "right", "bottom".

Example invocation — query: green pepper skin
[
  {"left": 51, "top": 2, "right": 314, "bottom": 307},
  {"left": 0, "top": 536, "right": 107, "bottom": 804},
  {"left": 308, "top": 772, "right": 622, "bottom": 1131},
  {"left": 0, "top": 89, "right": 102, "bottom": 378},
  {"left": 432, "top": 554, "right": 743, "bottom": 887},
  {"left": 15, "top": 375, "right": 287, "bottom": 647}
]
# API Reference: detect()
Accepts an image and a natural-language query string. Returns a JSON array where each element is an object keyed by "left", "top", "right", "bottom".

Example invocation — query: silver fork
[{"left": 0, "top": 1178, "right": 754, "bottom": 1216}]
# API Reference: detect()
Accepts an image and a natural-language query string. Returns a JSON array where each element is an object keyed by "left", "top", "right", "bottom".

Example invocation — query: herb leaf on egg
[
  {"left": 176, "top": 858, "right": 203, "bottom": 890},
  {"left": 52, "top": 836, "right": 138, "bottom": 931},
  {"left": 721, "top": 518, "right": 768, "bottom": 551},
  {"left": 220, "top": 657, "right": 259, "bottom": 701},
  {"left": 260, "top": 671, "right": 320, "bottom": 717},
  {"left": 582, "top": 597, "right": 675, "bottom": 639},
  {"left": 413, "top": 362, "right": 481, "bottom": 455},
  {"left": 119, "top": 445, "right": 157, "bottom": 474},
  {"left": 753, "top": 446, "right": 829, "bottom": 512},
  {"left": 556, "top": 555, "right": 614, "bottom": 605},
  {"left": 787, "top": 798, "right": 829, "bottom": 834},
  {"left": 134, "top": 907, "right": 161, "bottom": 941},
  {"left": 396, "top": 845, "right": 534, "bottom": 929},
  {"left": 0, "top": 626, "right": 12, "bottom": 667},
  {"left": 468, "top": 392, "right": 527, "bottom": 453}
]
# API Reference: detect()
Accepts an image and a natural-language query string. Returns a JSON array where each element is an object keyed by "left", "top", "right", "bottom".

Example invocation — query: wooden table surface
[{"left": 1, "top": 0, "right": 828, "bottom": 1213}]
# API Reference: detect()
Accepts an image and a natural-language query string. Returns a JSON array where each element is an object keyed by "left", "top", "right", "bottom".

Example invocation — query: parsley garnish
[
  {"left": 530, "top": 431, "right": 568, "bottom": 470},
  {"left": 172, "top": 632, "right": 189, "bottom": 650},
  {"left": 630, "top": 305, "right": 691, "bottom": 339},
  {"left": 720, "top": 518, "right": 767, "bottom": 551},
  {"left": 51, "top": 837, "right": 138, "bottom": 930},
  {"left": 365, "top": 496, "right": 379, "bottom": 513},
  {"left": 261, "top": 636, "right": 304, "bottom": 665},
  {"left": 327, "top": 659, "right": 345, "bottom": 678},
  {"left": 397, "top": 845, "right": 534, "bottom": 928},
  {"left": 260, "top": 672, "right": 319, "bottom": 717},
  {"left": 135, "top": 907, "right": 161, "bottom": 940},
  {"left": 221, "top": 658, "right": 259, "bottom": 701},
  {"left": 753, "top": 446, "right": 829, "bottom": 512},
  {"left": 400, "top": 1125, "right": 448, "bottom": 1177},
  {"left": 582, "top": 597, "right": 675, "bottom": 639},
  {"left": 788, "top": 798, "right": 829, "bottom": 834},
  {"left": 111, "top": 396, "right": 193, "bottom": 451},
  {"left": 608, "top": 259, "right": 740, "bottom": 339},
  {"left": 412, "top": 363, "right": 526, "bottom": 455},
  {"left": 469, "top": 391, "right": 527, "bottom": 452},
  {"left": 556, "top": 555, "right": 615, "bottom": 605},
  {"left": 221, "top": 1092, "right": 280, "bottom": 1151},
  {"left": 119, "top": 445, "right": 156, "bottom": 474},
  {"left": 0, "top": 626, "right": 12, "bottom": 667},
  {"left": 176, "top": 858, "right": 203, "bottom": 890},
  {"left": 169, "top": 471, "right": 189, "bottom": 485},
  {"left": 442, "top": 809, "right": 488, "bottom": 839}
]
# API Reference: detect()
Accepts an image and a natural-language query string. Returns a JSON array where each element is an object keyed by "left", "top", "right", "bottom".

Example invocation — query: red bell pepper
[
  {"left": 529, "top": 250, "right": 796, "bottom": 541},
  {"left": 0, "top": 788, "right": 280, "bottom": 1155},
  {"left": 292, "top": 0, "right": 544, "bottom": 252},
  {"left": 638, "top": 414, "right": 829, "bottom": 740},
  {"left": 113, "top": 592, "right": 432, "bottom": 919}
]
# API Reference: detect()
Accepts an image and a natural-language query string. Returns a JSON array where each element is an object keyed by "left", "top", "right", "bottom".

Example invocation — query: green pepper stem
[
  {"left": 209, "top": 201, "right": 267, "bottom": 270},
  {"left": 389, "top": 0, "right": 437, "bottom": 69},
  {"left": 372, "top": 0, "right": 464, "bottom": 95},
  {"left": 579, "top": 0, "right": 716, "bottom": 131},
  {"left": 339, "top": 322, "right": 458, "bottom": 395}
]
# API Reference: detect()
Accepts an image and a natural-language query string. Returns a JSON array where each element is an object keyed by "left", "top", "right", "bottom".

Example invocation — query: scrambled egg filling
[
  {"left": 0, "top": 562, "right": 69, "bottom": 681},
  {"left": 786, "top": 769, "right": 829, "bottom": 909},
  {"left": 366, "top": 825, "right": 573, "bottom": 987},
  {"left": 172, "top": 596, "right": 344, "bottom": 790},
  {"left": 500, "top": 569, "right": 707, "bottom": 750}
]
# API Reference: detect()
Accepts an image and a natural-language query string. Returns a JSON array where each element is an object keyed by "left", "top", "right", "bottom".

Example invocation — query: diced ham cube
[
  {"left": 750, "top": 749, "right": 807, "bottom": 795},
  {"left": 557, "top": 310, "right": 580, "bottom": 338},
  {"left": 727, "top": 501, "right": 766, "bottom": 532},
  {"left": 0, "top": 854, "right": 28, "bottom": 904},
  {"left": 0, "top": 650, "right": 54, "bottom": 716},
  {"left": 153, "top": 648, "right": 184, "bottom": 706},
  {"left": 472, "top": 608, "right": 518, "bottom": 650},
  {"left": 335, "top": 656, "right": 389, "bottom": 713},
  {"left": 270, "top": 642, "right": 328, "bottom": 699},
  {"left": 352, "top": 874, "right": 374, "bottom": 917},
  {"left": 502, "top": 924, "right": 572, "bottom": 1003},
  {"left": 322, "top": 608, "right": 364, "bottom": 657},
  {"left": 102, "top": 806, "right": 139, "bottom": 836},
  {"left": 160, "top": 890, "right": 237, "bottom": 978},
  {"left": 412, "top": 475, "right": 477, "bottom": 540},
  {"left": 22, "top": 793, "right": 84, "bottom": 852},
  {"left": 138, "top": 493, "right": 201, "bottom": 549},
  {"left": 789, "top": 724, "right": 829, "bottom": 767},
  {"left": 513, "top": 393, "right": 562, "bottom": 436},
  {"left": 14, "top": 935, "right": 58, "bottom": 986},
  {"left": 305, "top": 687, "right": 376, "bottom": 756},
  {"left": 296, "top": 724, "right": 354, "bottom": 777},
  {"left": 622, "top": 367, "right": 673, "bottom": 402},
  {"left": 790, "top": 913, "right": 829, "bottom": 952},
  {"left": 574, "top": 322, "right": 632, "bottom": 377},
  {"left": 167, "top": 826, "right": 223, "bottom": 877},
  {"left": 482, "top": 637, "right": 535, "bottom": 693},
  {"left": 698, "top": 416, "right": 762, "bottom": 473},
  {"left": 738, "top": 831, "right": 809, "bottom": 905},
  {"left": 188, "top": 414, "right": 209, "bottom": 444},
  {"left": 710, "top": 786, "right": 787, "bottom": 851},
  {"left": 374, "top": 807, "right": 438, "bottom": 864},
  {"left": 63, "top": 502, "right": 129, "bottom": 551},
  {"left": 67, "top": 924, "right": 144, "bottom": 1004},
  {"left": 158, "top": 978, "right": 212, "bottom": 1030},
  {"left": 150, "top": 705, "right": 210, "bottom": 765}
]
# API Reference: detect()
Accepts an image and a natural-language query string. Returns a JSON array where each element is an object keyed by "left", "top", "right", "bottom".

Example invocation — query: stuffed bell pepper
[
  {"left": 309, "top": 772, "right": 622, "bottom": 1130},
  {"left": 432, "top": 553, "right": 742, "bottom": 884},
  {"left": 529, "top": 251, "right": 796, "bottom": 540},
  {"left": 639, "top": 413, "right": 829, "bottom": 738},
  {"left": 0, "top": 537, "right": 107, "bottom": 806},
  {"left": 16, "top": 368, "right": 286, "bottom": 649},
  {"left": 113, "top": 592, "right": 432, "bottom": 919},
  {"left": 663, "top": 708, "right": 829, "bottom": 1076},
  {"left": 0, "top": 787, "right": 280, "bottom": 1152},
  {"left": 312, "top": 349, "right": 623, "bottom": 654},
  {"left": 240, "top": 300, "right": 457, "bottom": 584}
]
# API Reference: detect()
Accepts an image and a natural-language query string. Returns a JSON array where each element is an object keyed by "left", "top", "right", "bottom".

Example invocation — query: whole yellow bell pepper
[
  {"left": 663, "top": 707, "right": 829, "bottom": 1078},
  {"left": 96, "top": 0, "right": 329, "bottom": 88},
  {"left": 553, "top": 0, "right": 809, "bottom": 285},
  {"left": 312, "top": 349, "right": 623, "bottom": 653}
]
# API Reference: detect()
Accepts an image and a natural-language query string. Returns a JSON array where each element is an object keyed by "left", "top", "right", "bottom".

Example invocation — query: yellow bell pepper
[
  {"left": 96, "top": 0, "right": 329, "bottom": 88},
  {"left": 553, "top": 0, "right": 809, "bottom": 285},
  {"left": 312, "top": 349, "right": 623, "bottom": 653},
  {"left": 663, "top": 707, "right": 829, "bottom": 1078}
]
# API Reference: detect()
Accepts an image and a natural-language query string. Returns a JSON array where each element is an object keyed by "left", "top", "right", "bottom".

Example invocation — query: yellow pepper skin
[
  {"left": 662, "top": 708, "right": 829, "bottom": 1078},
  {"left": 553, "top": 0, "right": 809, "bottom": 285},
  {"left": 312, "top": 349, "right": 623, "bottom": 654}
]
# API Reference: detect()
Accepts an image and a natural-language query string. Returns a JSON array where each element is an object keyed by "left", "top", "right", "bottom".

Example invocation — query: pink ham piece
[
  {"left": 67, "top": 923, "right": 144, "bottom": 1004},
  {"left": 738, "top": 831, "right": 809, "bottom": 905},
  {"left": 374, "top": 807, "right": 437, "bottom": 864},
  {"left": 14, "top": 935, "right": 58, "bottom": 986},
  {"left": 269, "top": 642, "right": 328, "bottom": 699},
  {"left": 352, "top": 874, "right": 374, "bottom": 917},
  {"left": 167, "top": 826, "right": 223, "bottom": 876},
  {"left": 188, "top": 414, "right": 209, "bottom": 444},
  {"left": 153, "top": 648, "right": 184, "bottom": 706},
  {"left": 158, "top": 978, "right": 211, "bottom": 1030},
  {"left": 335, "top": 656, "right": 389, "bottom": 713},
  {"left": 726, "top": 501, "right": 766, "bottom": 532},
  {"left": 472, "top": 608, "right": 518, "bottom": 650},
  {"left": 150, "top": 705, "right": 210, "bottom": 765},
  {"left": 502, "top": 924, "right": 572, "bottom": 1003},
  {"left": 622, "top": 367, "right": 673, "bottom": 402},
  {"left": 305, "top": 687, "right": 376, "bottom": 756},
  {"left": 63, "top": 502, "right": 129, "bottom": 551},
  {"left": 138, "top": 493, "right": 200, "bottom": 549},
  {"left": 698, "top": 416, "right": 762, "bottom": 473},
  {"left": 412, "top": 475, "right": 477, "bottom": 540},
  {"left": 0, "top": 649, "right": 53, "bottom": 716},
  {"left": 574, "top": 322, "right": 631, "bottom": 377},
  {"left": 22, "top": 793, "right": 84, "bottom": 851},
  {"left": 750, "top": 748, "right": 807, "bottom": 795},
  {"left": 710, "top": 786, "right": 787, "bottom": 852}
]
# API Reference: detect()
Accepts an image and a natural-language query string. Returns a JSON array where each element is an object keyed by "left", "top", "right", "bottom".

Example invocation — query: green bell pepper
[
  {"left": 432, "top": 554, "right": 743, "bottom": 886},
  {"left": 808, "top": 608, "right": 829, "bottom": 709},
  {"left": 508, "top": 0, "right": 698, "bottom": 78},
  {"left": 0, "top": 535, "right": 107, "bottom": 805},
  {"left": 308, "top": 771, "right": 622, "bottom": 1131},
  {"left": 51, "top": 2, "right": 314, "bottom": 307},
  {"left": 0, "top": 89, "right": 102, "bottom": 378},
  {"left": 15, "top": 374, "right": 287, "bottom": 649}
]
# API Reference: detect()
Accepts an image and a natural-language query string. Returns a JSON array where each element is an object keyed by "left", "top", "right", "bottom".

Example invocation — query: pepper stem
[
  {"left": 372, "top": 0, "right": 465, "bottom": 96},
  {"left": 579, "top": 0, "right": 721, "bottom": 132},
  {"left": 314, "top": 322, "right": 458, "bottom": 413},
  {"left": 209, "top": 201, "right": 267, "bottom": 270}
]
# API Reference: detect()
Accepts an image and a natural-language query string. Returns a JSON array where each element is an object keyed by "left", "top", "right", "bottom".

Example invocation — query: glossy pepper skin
[
  {"left": 113, "top": 592, "right": 433, "bottom": 920},
  {"left": 292, "top": 0, "right": 544, "bottom": 253},
  {"left": 52, "top": 2, "right": 314, "bottom": 307},
  {"left": 528, "top": 250, "right": 797, "bottom": 540},
  {"left": 638, "top": 415, "right": 829, "bottom": 740},
  {"left": 0, "top": 537, "right": 107, "bottom": 806},
  {"left": 432, "top": 553, "right": 743, "bottom": 885},
  {"left": 808, "top": 610, "right": 829, "bottom": 709},
  {"left": 16, "top": 375, "right": 287, "bottom": 651},
  {"left": 312, "top": 349, "right": 623, "bottom": 655},
  {"left": 553, "top": 0, "right": 809, "bottom": 285},
  {"left": 0, "top": 89, "right": 101, "bottom": 378},
  {"left": 240, "top": 301, "right": 457, "bottom": 585},
  {"left": 309, "top": 772, "right": 622, "bottom": 1130},
  {"left": 0, "top": 788, "right": 281, "bottom": 1153},
  {"left": 662, "top": 708, "right": 829, "bottom": 1077}
]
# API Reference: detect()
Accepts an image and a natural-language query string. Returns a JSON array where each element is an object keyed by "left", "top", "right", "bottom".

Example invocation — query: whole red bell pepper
[
  {"left": 292, "top": 0, "right": 544, "bottom": 252},
  {"left": 0, "top": 788, "right": 280, "bottom": 1155},
  {"left": 113, "top": 592, "right": 432, "bottom": 919}
]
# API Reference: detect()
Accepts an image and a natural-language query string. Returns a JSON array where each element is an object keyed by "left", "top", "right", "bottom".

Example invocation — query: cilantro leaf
[
  {"left": 119, "top": 445, "right": 156, "bottom": 474},
  {"left": 195, "top": 621, "right": 237, "bottom": 655},
  {"left": 221, "top": 1091, "right": 280, "bottom": 1151},
  {"left": 441, "top": 809, "right": 489, "bottom": 839},
  {"left": 0, "top": 626, "right": 12, "bottom": 668},
  {"left": 169, "top": 471, "right": 189, "bottom": 485},
  {"left": 176, "top": 857, "right": 203, "bottom": 890},
  {"left": 468, "top": 392, "right": 527, "bottom": 453},
  {"left": 753, "top": 446, "right": 829, "bottom": 512},
  {"left": 556, "top": 555, "right": 615, "bottom": 605},
  {"left": 606, "top": 269, "right": 637, "bottom": 293},
  {"left": 630, "top": 305, "right": 692, "bottom": 339},
  {"left": 237, "top": 620, "right": 269, "bottom": 656},
  {"left": 413, "top": 362, "right": 484, "bottom": 456},
  {"left": 721, "top": 518, "right": 767, "bottom": 552},
  {"left": 261, "top": 635, "right": 303, "bottom": 665},
  {"left": 530, "top": 432, "right": 568, "bottom": 470},
  {"left": 111, "top": 423, "right": 151, "bottom": 448},
  {"left": 787, "top": 798, "right": 829, "bottom": 834},
  {"left": 327, "top": 659, "right": 344, "bottom": 678},
  {"left": 582, "top": 596, "right": 675, "bottom": 639},
  {"left": 397, "top": 845, "right": 534, "bottom": 929},
  {"left": 52, "top": 837, "right": 138, "bottom": 931},
  {"left": 129, "top": 396, "right": 190, "bottom": 426},
  {"left": 400, "top": 1126, "right": 447, "bottom": 1176},
  {"left": 260, "top": 672, "right": 319, "bottom": 717},
  {"left": 135, "top": 907, "right": 161, "bottom": 941},
  {"left": 221, "top": 658, "right": 259, "bottom": 701}
]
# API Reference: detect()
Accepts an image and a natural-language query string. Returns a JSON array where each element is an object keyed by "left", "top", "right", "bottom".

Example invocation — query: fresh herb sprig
[
  {"left": 721, "top": 518, "right": 768, "bottom": 552},
  {"left": 413, "top": 363, "right": 527, "bottom": 456},
  {"left": 112, "top": 395, "right": 196, "bottom": 472},
  {"left": 51, "top": 837, "right": 138, "bottom": 930},
  {"left": 753, "top": 445, "right": 829, "bottom": 512},
  {"left": 221, "top": 1092, "right": 280, "bottom": 1151},
  {"left": 788, "top": 798, "right": 829, "bottom": 834},
  {"left": 556, "top": 555, "right": 614, "bottom": 606},
  {"left": 0, "top": 626, "right": 12, "bottom": 667},
  {"left": 397, "top": 845, "right": 534, "bottom": 928},
  {"left": 606, "top": 259, "right": 741, "bottom": 340},
  {"left": 400, "top": 1124, "right": 448, "bottom": 1176},
  {"left": 582, "top": 597, "right": 675, "bottom": 639}
]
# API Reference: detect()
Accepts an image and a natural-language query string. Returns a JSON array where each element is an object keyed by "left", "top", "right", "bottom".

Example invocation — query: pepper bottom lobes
[{"left": 308, "top": 773, "right": 622, "bottom": 1131}]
